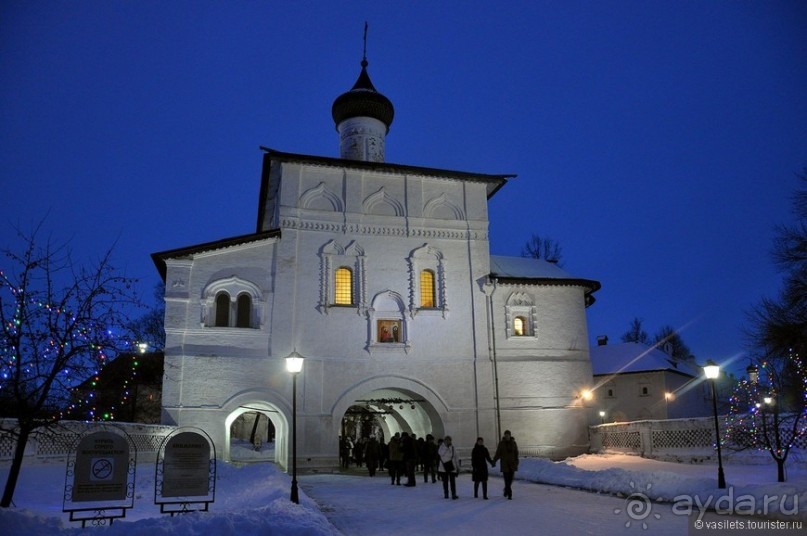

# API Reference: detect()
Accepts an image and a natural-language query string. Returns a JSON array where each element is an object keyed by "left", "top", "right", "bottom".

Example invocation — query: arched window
[
  {"left": 236, "top": 294, "right": 252, "bottom": 328},
  {"left": 513, "top": 316, "right": 527, "bottom": 336},
  {"left": 215, "top": 292, "right": 230, "bottom": 327},
  {"left": 334, "top": 267, "right": 353, "bottom": 305},
  {"left": 408, "top": 244, "right": 446, "bottom": 314},
  {"left": 203, "top": 276, "right": 261, "bottom": 328},
  {"left": 505, "top": 291, "right": 536, "bottom": 339},
  {"left": 420, "top": 270, "right": 435, "bottom": 308}
]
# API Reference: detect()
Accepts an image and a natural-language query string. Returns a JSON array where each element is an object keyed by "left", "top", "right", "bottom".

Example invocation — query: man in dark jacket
[
  {"left": 401, "top": 432, "right": 417, "bottom": 486},
  {"left": 422, "top": 434, "right": 438, "bottom": 483},
  {"left": 388, "top": 433, "right": 403, "bottom": 485},
  {"left": 492, "top": 430, "right": 519, "bottom": 499}
]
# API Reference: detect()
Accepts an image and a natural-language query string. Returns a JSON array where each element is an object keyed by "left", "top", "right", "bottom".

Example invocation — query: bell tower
[{"left": 331, "top": 24, "right": 394, "bottom": 162}]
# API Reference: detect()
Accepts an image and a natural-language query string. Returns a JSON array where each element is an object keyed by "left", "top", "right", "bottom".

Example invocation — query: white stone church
[{"left": 152, "top": 55, "right": 601, "bottom": 470}]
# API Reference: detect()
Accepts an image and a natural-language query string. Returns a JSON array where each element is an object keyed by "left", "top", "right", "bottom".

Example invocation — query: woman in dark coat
[{"left": 471, "top": 437, "right": 494, "bottom": 499}]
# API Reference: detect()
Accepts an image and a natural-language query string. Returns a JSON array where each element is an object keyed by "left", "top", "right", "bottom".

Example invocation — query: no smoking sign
[{"left": 90, "top": 458, "right": 114, "bottom": 481}]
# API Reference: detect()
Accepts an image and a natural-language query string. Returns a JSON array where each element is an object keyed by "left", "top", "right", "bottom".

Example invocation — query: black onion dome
[{"left": 331, "top": 60, "right": 394, "bottom": 132}]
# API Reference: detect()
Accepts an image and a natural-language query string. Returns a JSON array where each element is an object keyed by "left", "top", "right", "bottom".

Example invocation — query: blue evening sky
[{"left": 1, "top": 2, "right": 805, "bottom": 371}]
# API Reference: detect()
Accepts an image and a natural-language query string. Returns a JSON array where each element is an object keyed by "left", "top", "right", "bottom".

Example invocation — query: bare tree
[
  {"left": 725, "top": 352, "right": 806, "bottom": 482},
  {"left": 620, "top": 317, "right": 649, "bottom": 344},
  {"left": 0, "top": 223, "right": 139, "bottom": 507},
  {"left": 521, "top": 234, "right": 564, "bottom": 265},
  {"left": 653, "top": 325, "right": 695, "bottom": 362}
]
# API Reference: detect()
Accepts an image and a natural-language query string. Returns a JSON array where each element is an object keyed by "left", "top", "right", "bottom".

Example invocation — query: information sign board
[{"left": 71, "top": 431, "right": 130, "bottom": 502}]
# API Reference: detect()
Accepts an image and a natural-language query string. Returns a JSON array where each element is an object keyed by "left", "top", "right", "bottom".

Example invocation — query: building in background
[
  {"left": 70, "top": 351, "right": 164, "bottom": 424},
  {"left": 590, "top": 340, "right": 712, "bottom": 422}
]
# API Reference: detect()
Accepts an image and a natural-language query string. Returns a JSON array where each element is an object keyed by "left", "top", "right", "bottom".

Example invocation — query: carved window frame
[
  {"left": 320, "top": 240, "right": 366, "bottom": 314},
  {"left": 202, "top": 277, "right": 262, "bottom": 328},
  {"left": 408, "top": 244, "right": 447, "bottom": 318},
  {"left": 367, "top": 290, "right": 410, "bottom": 354},
  {"left": 504, "top": 291, "right": 537, "bottom": 339}
]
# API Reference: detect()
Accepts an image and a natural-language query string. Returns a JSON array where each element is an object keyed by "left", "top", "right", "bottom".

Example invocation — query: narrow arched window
[
  {"left": 236, "top": 294, "right": 252, "bottom": 328},
  {"left": 334, "top": 267, "right": 353, "bottom": 305},
  {"left": 514, "top": 316, "right": 527, "bottom": 336},
  {"left": 215, "top": 292, "right": 230, "bottom": 327},
  {"left": 420, "top": 269, "right": 435, "bottom": 308}
]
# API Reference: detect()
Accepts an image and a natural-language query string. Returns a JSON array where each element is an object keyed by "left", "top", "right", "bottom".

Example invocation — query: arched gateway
[{"left": 153, "top": 50, "right": 600, "bottom": 472}]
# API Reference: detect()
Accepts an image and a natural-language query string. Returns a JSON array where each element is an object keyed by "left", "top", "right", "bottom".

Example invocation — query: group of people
[{"left": 340, "top": 430, "right": 520, "bottom": 500}]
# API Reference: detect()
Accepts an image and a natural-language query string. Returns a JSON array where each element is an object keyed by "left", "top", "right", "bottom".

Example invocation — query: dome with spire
[{"left": 331, "top": 59, "right": 394, "bottom": 133}]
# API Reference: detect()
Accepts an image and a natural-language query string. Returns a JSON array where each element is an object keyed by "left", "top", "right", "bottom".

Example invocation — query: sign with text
[
  {"left": 71, "top": 431, "right": 130, "bottom": 502},
  {"left": 161, "top": 431, "right": 211, "bottom": 498}
]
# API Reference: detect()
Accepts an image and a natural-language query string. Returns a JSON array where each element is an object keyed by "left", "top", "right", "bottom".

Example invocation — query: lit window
[
  {"left": 215, "top": 292, "right": 230, "bottom": 327},
  {"left": 513, "top": 316, "right": 527, "bottom": 336},
  {"left": 420, "top": 270, "right": 435, "bottom": 307},
  {"left": 334, "top": 267, "right": 353, "bottom": 305},
  {"left": 236, "top": 294, "right": 251, "bottom": 328}
]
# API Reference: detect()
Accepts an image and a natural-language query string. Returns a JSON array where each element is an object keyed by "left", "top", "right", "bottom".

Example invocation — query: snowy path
[{"left": 299, "top": 471, "right": 739, "bottom": 536}]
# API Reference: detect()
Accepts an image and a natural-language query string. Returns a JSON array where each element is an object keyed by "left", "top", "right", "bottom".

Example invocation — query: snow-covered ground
[{"left": 1, "top": 448, "right": 804, "bottom": 535}]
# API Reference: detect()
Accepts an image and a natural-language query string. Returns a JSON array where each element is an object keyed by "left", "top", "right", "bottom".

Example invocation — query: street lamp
[
  {"left": 703, "top": 360, "right": 726, "bottom": 488},
  {"left": 285, "top": 350, "right": 305, "bottom": 504},
  {"left": 599, "top": 410, "right": 605, "bottom": 424}
]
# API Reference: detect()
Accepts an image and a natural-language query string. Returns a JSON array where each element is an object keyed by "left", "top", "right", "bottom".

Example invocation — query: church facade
[{"left": 152, "top": 56, "right": 600, "bottom": 469}]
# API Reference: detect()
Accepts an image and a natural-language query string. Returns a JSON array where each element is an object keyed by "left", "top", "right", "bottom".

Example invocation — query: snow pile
[
  {"left": 0, "top": 461, "right": 339, "bottom": 536},
  {"left": 518, "top": 454, "right": 807, "bottom": 522}
]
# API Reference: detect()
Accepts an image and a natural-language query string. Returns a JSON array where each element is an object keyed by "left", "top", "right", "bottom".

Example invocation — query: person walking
[
  {"left": 470, "top": 437, "right": 494, "bottom": 499},
  {"left": 492, "top": 429, "right": 519, "bottom": 500},
  {"left": 365, "top": 436, "right": 380, "bottom": 477},
  {"left": 339, "top": 436, "right": 351, "bottom": 468},
  {"left": 435, "top": 437, "right": 445, "bottom": 482},
  {"left": 387, "top": 432, "right": 403, "bottom": 485},
  {"left": 437, "top": 435, "right": 459, "bottom": 499},
  {"left": 422, "top": 434, "right": 438, "bottom": 483},
  {"left": 401, "top": 432, "right": 417, "bottom": 486}
]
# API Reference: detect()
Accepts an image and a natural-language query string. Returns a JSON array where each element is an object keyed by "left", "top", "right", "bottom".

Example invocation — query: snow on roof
[
  {"left": 590, "top": 341, "right": 699, "bottom": 377},
  {"left": 489, "top": 255, "right": 574, "bottom": 279}
]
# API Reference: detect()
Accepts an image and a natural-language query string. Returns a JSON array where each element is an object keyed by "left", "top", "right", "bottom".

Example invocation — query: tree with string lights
[
  {"left": 0, "top": 223, "right": 140, "bottom": 507},
  {"left": 726, "top": 170, "right": 807, "bottom": 482},
  {"left": 725, "top": 355, "right": 807, "bottom": 482}
]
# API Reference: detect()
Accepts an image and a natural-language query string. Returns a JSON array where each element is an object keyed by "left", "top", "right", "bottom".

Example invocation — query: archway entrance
[
  {"left": 225, "top": 404, "right": 284, "bottom": 464},
  {"left": 339, "top": 388, "right": 443, "bottom": 468}
]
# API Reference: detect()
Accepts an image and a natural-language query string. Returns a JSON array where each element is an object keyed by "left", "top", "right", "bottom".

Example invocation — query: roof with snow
[
  {"left": 590, "top": 341, "right": 699, "bottom": 377},
  {"left": 490, "top": 255, "right": 575, "bottom": 279},
  {"left": 489, "top": 255, "right": 601, "bottom": 305}
]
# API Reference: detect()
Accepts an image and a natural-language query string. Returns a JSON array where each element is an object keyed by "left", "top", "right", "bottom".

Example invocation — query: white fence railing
[
  {"left": 589, "top": 416, "right": 806, "bottom": 463},
  {"left": 0, "top": 419, "right": 176, "bottom": 463}
]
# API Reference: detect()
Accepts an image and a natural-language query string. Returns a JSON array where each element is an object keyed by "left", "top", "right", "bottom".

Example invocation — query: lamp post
[
  {"left": 285, "top": 351, "right": 305, "bottom": 504},
  {"left": 599, "top": 410, "right": 605, "bottom": 424},
  {"left": 703, "top": 360, "right": 726, "bottom": 488}
]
